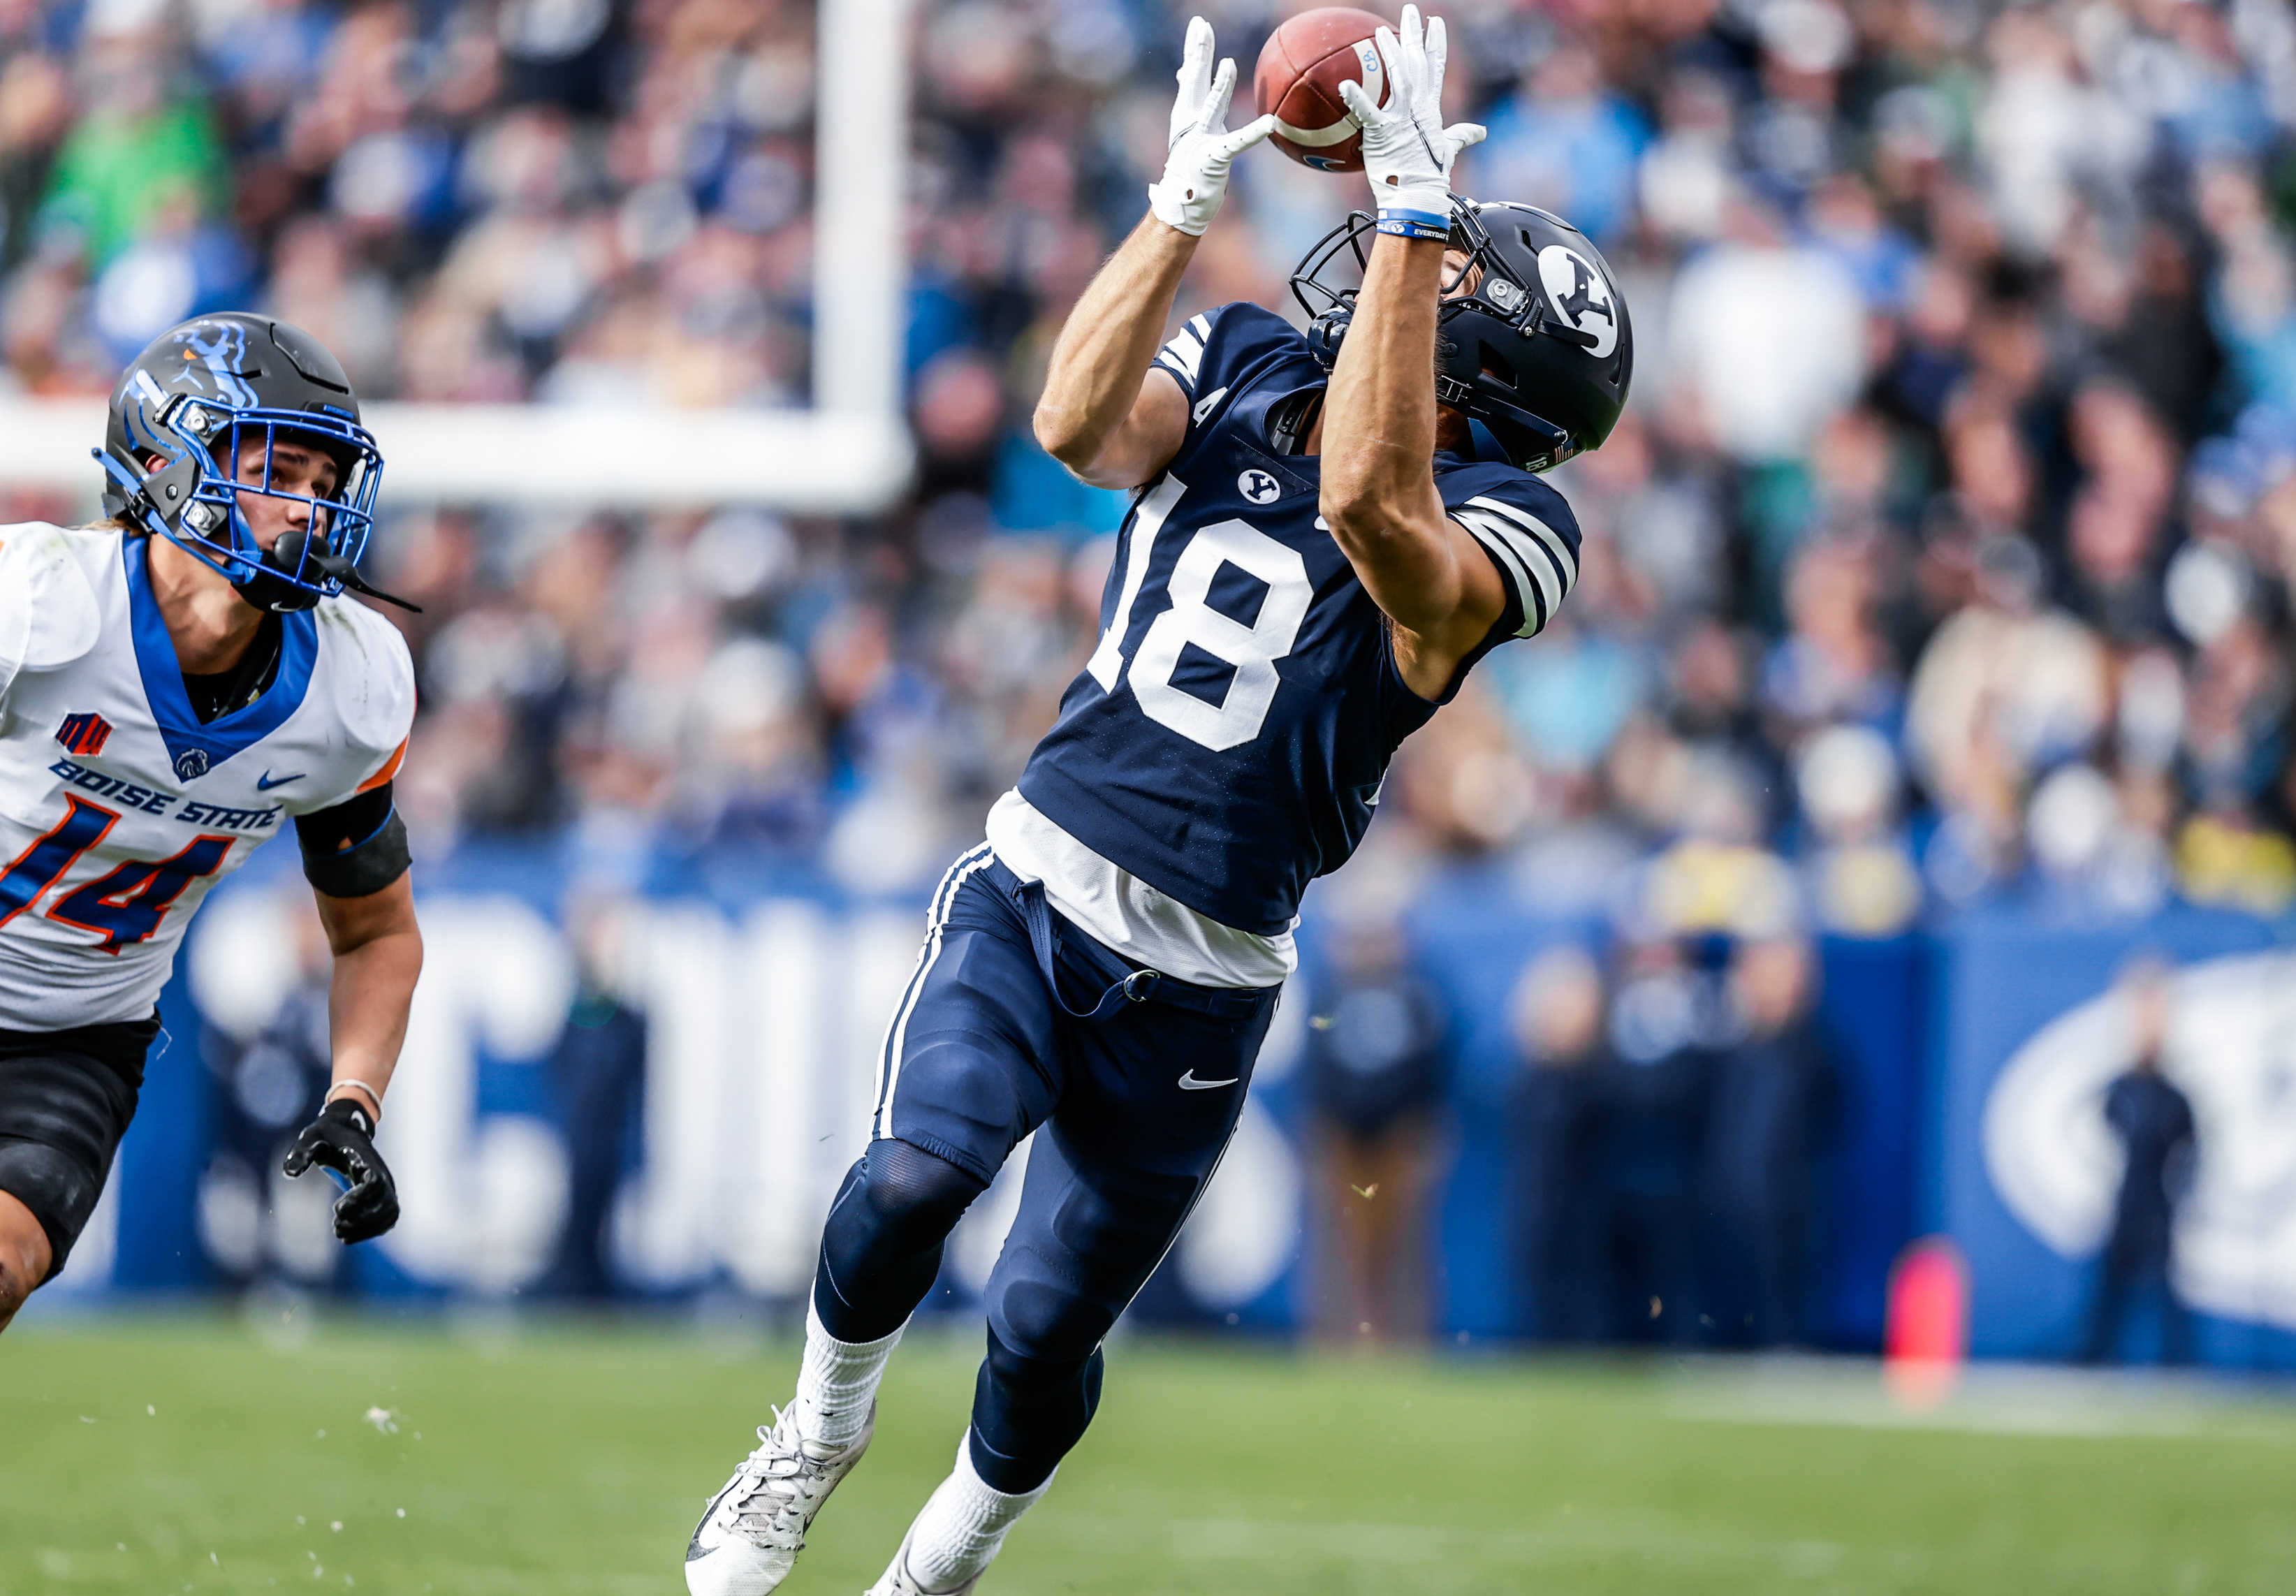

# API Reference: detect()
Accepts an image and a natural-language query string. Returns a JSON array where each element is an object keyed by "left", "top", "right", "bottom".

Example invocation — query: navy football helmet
[
  {"left": 97, "top": 314, "right": 395, "bottom": 612},
  {"left": 1291, "top": 197, "right": 1633, "bottom": 472}
]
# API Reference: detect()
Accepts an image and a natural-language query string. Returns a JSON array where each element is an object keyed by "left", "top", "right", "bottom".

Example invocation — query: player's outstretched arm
[
  {"left": 1319, "top": 232, "right": 1502, "bottom": 698},
  {"left": 1033, "top": 217, "right": 1196, "bottom": 490},
  {"left": 1034, "top": 16, "right": 1272, "bottom": 490},
  {"left": 281, "top": 874, "right": 423, "bottom": 1243},
  {"left": 1320, "top": 8, "right": 1498, "bottom": 700}
]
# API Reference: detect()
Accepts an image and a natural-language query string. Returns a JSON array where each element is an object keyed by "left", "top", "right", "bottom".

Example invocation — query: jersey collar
[{"left": 124, "top": 535, "right": 317, "bottom": 783}]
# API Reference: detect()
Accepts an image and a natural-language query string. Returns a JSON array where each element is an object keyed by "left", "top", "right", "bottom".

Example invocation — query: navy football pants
[{"left": 814, "top": 846, "right": 1279, "bottom": 1492}]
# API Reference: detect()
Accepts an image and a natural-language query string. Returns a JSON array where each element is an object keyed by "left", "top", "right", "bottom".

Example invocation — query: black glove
[{"left": 281, "top": 1098, "right": 400, "bottom": 1244}]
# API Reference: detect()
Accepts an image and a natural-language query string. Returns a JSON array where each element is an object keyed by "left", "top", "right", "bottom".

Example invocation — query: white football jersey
[{"left": 0, "top": 522, "right": 415, "bottom": 1030}]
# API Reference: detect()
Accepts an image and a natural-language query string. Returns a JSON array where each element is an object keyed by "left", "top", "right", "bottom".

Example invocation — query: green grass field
[{"left": 4, "top": 1315, "right": 2294, "bottom": 1596}]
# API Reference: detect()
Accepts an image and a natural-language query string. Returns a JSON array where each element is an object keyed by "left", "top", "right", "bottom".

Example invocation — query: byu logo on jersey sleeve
[
  {"left": 1536, "top": 245, "right": 1619, "bottom": 359},
  {"left": 1238, "top": 468, "right": 1283, "bottom": 505}
]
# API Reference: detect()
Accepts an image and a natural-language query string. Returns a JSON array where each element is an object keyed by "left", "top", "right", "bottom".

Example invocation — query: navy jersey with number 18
[{"left": 1015, "top": 301, "right": 1583, "bottom": 937}]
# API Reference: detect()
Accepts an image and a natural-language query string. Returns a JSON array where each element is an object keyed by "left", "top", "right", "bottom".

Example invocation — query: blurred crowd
[
  {"left": 1301, "top": 922, "right": 1833, "bottom": 1348},
  {"left": 5, "top": 0, "right": 2296, "bottom": 935},
  {"left": 1504, "top": 934, "right": 1834, "bottom": 1347}
]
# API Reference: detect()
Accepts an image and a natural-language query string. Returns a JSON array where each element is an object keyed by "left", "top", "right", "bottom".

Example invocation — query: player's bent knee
[
  {"left": 0, "top": 1187, "right": 54, "bottom": 1321},
  {"left": 815, "top": 1139, "right": 990, "bottom": 1342},
  {"left": 857, "top": 1138, "right": 988, "bottom": 1247},
  {"left": 970, "top": 1326, "right": 1105, "bottom": 1493},
  {"left": 993, "top": 1266, "right": 1133, "bottom": 1365},
  {"left": 0, "top": 1159, "right": 71, "bottom": 1274},
  {"left": 981, "top": 1329, "right": 1103, "bottom": 1406},
  {"left": 819, "top": 1138, "right": 986, "bottom": 1263}
]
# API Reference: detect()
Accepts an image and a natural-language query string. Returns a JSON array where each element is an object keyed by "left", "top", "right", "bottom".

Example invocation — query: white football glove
[
  {"left": 1147, "top": 16, "right": 1276, "bottom": 237},
  {"left": 1337, "top": 6, "right": 1485, "bottom": 234}
]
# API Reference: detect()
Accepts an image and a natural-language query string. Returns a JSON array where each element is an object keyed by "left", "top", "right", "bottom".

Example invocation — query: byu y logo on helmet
[
  {"left": 1535, "top": 245, "right": 1620, "bottom": 358},
  {"left": 1287, "top": 196, "right": 1635, "bottom": 473}
]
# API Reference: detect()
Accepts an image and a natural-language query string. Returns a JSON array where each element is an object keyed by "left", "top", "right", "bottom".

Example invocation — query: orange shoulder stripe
[{"left": 356, "top": 736, "right": 409, "bottom": 793}]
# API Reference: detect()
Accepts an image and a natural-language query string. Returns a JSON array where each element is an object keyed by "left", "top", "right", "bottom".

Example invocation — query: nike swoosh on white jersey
[{"left": 1177, "top": 1070, "right": 1238, "bottom": 1090}]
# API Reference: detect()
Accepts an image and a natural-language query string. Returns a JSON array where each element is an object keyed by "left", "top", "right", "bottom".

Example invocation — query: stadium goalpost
[{"left": 0, "top": 0, "right": 913, "bottom": 514}]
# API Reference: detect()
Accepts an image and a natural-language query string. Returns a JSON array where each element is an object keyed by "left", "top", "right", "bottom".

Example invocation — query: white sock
[
  {"left": 790, "top": 1298, "right": 902, "bottom": 1449},
  {"left": 903, "top": 1437, "right": 1053, "bottom": 1593}
]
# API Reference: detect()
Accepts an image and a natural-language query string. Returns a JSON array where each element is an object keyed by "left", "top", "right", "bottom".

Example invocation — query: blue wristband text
[{"left": 1375, "top": 217, "right": 1451, "bottom": 242}]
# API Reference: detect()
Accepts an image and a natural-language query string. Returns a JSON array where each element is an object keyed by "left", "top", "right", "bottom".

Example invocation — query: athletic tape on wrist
[{"left": 327, "top": 1079, "right": 384, "bottom": 1122}]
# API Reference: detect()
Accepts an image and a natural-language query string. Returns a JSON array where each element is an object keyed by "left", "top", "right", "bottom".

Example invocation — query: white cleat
[
  {"left": 862, "top": 1528, "right": 977, "bottom": 1596},
  {"left": 685, "top": 1405, "right": 874, "bottom": 1596}
]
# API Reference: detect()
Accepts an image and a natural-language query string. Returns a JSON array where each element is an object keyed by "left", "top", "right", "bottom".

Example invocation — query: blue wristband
[{"left": 1375, "top": 216, "right": 1450, "bottom": 242}]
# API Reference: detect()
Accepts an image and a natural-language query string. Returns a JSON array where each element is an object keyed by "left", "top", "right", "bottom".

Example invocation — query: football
[{"left": 1254, "top": 7, "right": 1394, "bottom": 173}]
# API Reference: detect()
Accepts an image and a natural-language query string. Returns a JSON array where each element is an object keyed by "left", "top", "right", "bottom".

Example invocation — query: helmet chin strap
[
  {"left": 230, "top": 526, "right": 324, "bottom": 613},
  {"left": 233, "top": 525, "right": 423, "bottom": 615}
]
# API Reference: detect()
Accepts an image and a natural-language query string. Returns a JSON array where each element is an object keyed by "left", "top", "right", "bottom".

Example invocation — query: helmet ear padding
[
  {"left": 138, "top": 453, "right": 205, "bottom": 528},
  {"left": 1477, "top": 340, "right": 1519, "bottom": 390}
]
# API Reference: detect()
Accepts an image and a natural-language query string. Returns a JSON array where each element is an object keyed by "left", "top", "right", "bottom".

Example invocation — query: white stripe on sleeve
[
  {"left": 1454, "top": 509, "right": 1550, "bottom": 636},
  {"left": 1159, "top": 325, "right": 1205, "bottom": 383},
  {"left": 1466, "top": 495, "right": 1579, "bottom": 599}
]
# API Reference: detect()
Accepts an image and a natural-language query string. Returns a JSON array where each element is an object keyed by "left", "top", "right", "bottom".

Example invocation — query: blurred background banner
[
  {"left": 10, "top": 0, "right": 2296, "bottom": 1370},
  {"left": 1941, "top": 908, "right": 2296, "bottom": 1368},
  {"left": 48, "top": 854, "right": 1322, "bottom": 1335},
  {"left": 40, "top": 862, "right": 2296, "bottom": 1374}
]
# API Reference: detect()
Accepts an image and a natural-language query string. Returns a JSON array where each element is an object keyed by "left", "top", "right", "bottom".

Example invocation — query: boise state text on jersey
[
  {"left": 1016, "top": 301, "right": 1583, "bottom": 936},
  {"left": 0, "top": 522, "right": 414, "bottom": 1030}
]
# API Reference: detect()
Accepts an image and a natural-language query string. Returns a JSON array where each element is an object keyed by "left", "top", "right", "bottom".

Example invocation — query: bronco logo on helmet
[{"left": 95, "top": 313, "right": 413, "bottom": 615}]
